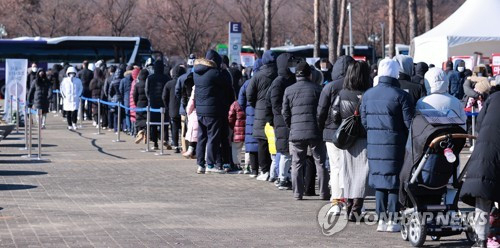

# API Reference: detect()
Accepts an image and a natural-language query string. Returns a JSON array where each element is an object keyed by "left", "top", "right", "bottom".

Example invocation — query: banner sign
[
  {"left": 228, "top": 22, "right": 242, "bottom": 65},
  {"left": 3, "top": 59, "right": 27, "bottom": 122}
]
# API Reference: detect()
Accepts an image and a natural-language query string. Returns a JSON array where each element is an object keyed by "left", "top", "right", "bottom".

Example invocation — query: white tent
[{"left": 411, "top": 0, "right": 500, "bottom": 66}]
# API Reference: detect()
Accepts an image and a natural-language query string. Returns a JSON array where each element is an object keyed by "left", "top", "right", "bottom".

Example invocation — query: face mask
[
  {"left": 457, "top": 67, "right": 464, "bottom": 72},
  {"left": 250, "top": 71, "right": 254, "bottom": 77},
  {"left": 288, "top": 67, "right": 296, "bottom": 74},
  {"left": 320, "top": 67, "right": 328, "bottom": 72},
  {"left": 69, "top": 73, "right": 75, "bottom": 78},
  {"left": 477, "top": 73, "right": 483, "bottom": 77},
  {"left": 32, "top": 67, "right": 37, "bottom": 73}
]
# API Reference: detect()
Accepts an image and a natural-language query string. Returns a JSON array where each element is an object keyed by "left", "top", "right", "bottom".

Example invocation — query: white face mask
[
  {"left": 250, "top": 71, "right": 254, "bottom": 77},
  {"left": 31, "top": 67, "right": 37, "bottom": 73},
  {"left": 457, "top": 67, "right": 464, "bottom": 72},
  {"left": 320, "top": 67, "right": 328, "bottom": 72},
  {"left": 288, "top": 67, "right": 296, "bottom": 74},
  {"left": 69, "top": 73, "right": 75, "bottom": 78}
]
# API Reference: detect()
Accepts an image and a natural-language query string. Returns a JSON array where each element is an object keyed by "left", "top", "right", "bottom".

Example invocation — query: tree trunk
[
  {"left": 388, "top": 0, "right": 395, "bottom": 58},
  {"left": 425, "top": 0, "right": 433, "bottom": 31},
  {"left": 313, "top": 0, "right": 321, "bottom": 58},
  {"left": 336, "top": 0, "right": 346, "bottom": 57},
  {"left": 408, "top": 0, "right": 417, "bottom": 40},
  {"left": 328, "top": 0, "right": 338, "bottom": 63},
  {"left": 264, "top": 0, "right": 272, "bottom": 51}
]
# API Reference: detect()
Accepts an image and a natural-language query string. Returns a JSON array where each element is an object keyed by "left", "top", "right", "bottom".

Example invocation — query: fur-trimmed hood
[{"left": 193, "top": 58, "right": 218, "bottom": 75}]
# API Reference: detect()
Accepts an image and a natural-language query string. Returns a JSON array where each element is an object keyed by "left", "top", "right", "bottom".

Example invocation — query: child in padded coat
[
  {"left": 183, "top": 86, "right": 198, "bottom": 160},
  {"left": 228, "top": 100, "right": 246, "bottom": 171}
]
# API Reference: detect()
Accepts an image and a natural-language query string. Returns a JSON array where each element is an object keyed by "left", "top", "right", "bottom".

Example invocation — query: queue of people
[{"left": 26, "top": 51, "right": 499, "bottom": 247}]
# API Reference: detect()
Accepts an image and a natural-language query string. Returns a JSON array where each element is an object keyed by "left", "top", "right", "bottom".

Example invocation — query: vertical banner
[
  {"left": 3, "top": 59, "right": 28, "bottom": 122},
  {"left": 228, "top": 22, "right": 242, "bottom": 65}
]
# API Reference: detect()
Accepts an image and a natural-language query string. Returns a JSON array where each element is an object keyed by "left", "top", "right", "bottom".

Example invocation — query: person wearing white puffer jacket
[
  {"left": 416, "top": 67, "right": 467, "bottom": 128},
  {"left": 60, "top": 66, "right": 83, "bottom": 130}
]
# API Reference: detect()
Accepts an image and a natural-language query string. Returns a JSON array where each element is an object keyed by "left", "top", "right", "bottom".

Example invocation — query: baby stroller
[{"left": 399, "top": 111, "right": 476, "bottom": 247}]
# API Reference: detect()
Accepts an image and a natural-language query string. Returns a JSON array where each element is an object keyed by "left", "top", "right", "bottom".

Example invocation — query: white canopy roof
[{"left": 411, "top": 0, "right": 500, "bottom": 66}]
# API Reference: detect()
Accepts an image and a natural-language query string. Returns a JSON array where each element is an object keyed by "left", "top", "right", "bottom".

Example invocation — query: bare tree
[
  {"left": 313, "top": 0, "right": 321, "bottom": 57},
  {"left": 388, "top": 0, "right": 395, "bottom": 57},
  {"left": 336, "top": 0, "right": 346, "bottom": 57},
  {"left": 328, "top": 0, "right": 338, "bottom": 63},
  {"left": 148, "top": 0, "right": 217, "bottom": 57},
  {"left": 94, "top": 0, "right": 136, "bottom": 36},
  {"left": 408, "top": 0, "right": 417, "bottom": 40},
  {"left": 264, "top": 0, "right": 272, "bottom": 50},
  {"left": 425, "top": 0, "right": 433, "bottom": 31}
]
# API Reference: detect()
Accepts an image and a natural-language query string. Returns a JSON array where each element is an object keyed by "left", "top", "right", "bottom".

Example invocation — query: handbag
[{"left": 332, "top": 96, "right": 363, "bottom": 150}]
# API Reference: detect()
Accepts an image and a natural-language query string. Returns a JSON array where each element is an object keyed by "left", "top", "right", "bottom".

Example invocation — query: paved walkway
[{"left": 0, "top": 113, "right": 474, "bottom": 247}]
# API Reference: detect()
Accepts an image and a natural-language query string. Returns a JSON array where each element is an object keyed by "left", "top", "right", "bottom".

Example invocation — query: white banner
[{"left": 3, "top": 59, "right": 28, "bottom": 122}]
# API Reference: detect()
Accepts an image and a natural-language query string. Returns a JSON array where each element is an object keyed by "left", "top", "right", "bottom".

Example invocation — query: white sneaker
[
  {"left": 92, "top": 121, "right": 97, "bottom": 126},
  {"left": 197, "top": 166, "right": 206, "bottom": 174},
  {"left": 329, "top": 204, "right": 341, "bottom": 216},
  {"left": 386, "top": 221, "right": 401, "bottom": 232},
  {"left": 68, "top": 126, "right": 73, "bottom": 130},
  {"left": 377, "top": 220, "right": 387, "bottom": 232},
  {"left": 72, "top": 124, "right": 77, "bottom": 130},
  {"left": 256, "top": 172, "right": 269, "bottom": 181}
]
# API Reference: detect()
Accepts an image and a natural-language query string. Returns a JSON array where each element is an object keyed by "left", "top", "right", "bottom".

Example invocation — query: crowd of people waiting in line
[{"left": 25, "top": 49, "right": 499, "bottom": 247}]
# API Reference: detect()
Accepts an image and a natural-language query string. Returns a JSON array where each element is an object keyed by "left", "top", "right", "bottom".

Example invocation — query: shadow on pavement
[
  {"left": 0, "top": 143, "right": 57, "bottom": 148},
  {"left": 0, "top": 171, "right": 47, "bottom": 176},
  {"left": 0, "top": 184, "right": 37, "bottom": 191},
  {"left": 0, "top": 159, "right": 50, "bottom": 164}
]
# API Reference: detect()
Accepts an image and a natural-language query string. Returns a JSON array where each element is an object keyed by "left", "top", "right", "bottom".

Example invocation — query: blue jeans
[
  {"left": 375, "top": 189, "right": 399, "bottom": 221},
  {"left": 279, "top": 154, "right": 291, "bottom": 181}
]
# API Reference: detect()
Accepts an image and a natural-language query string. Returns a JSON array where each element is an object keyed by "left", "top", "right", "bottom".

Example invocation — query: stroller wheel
[
  {"left": 430, "top": 235, "right": 440, "bottom": 241},
  {"left": 408, "top": 214, "right": 427, "bottom": 247},
  {"left": 401, "top": 223, "right": 409, "bottom": 241}
]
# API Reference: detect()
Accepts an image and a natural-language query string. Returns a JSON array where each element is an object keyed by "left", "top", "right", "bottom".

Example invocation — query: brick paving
[{"left": 0, "top": 114, "right": 475, "bottom": 247}]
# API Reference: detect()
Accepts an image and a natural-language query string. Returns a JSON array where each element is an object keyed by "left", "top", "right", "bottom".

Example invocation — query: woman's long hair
[{"left": 343, "top": 61, "right": 371, "bottom": 92}]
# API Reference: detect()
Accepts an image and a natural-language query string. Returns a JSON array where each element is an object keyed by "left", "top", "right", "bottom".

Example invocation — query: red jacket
[{"left": 228, "top": 101, "right": 246, "bottom": 143}]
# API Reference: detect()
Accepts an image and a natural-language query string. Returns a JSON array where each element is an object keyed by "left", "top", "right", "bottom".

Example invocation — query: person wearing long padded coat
[
  {"left": 268, "top": 53, "right": 296, "bottom": 189},
  {"left": 238, "top": 59, "right": 262, "bottom": 176},
  {"left": 460, "top": 87, "right": 500, "bottom": 248},
  {"left": 163, "top": 65, "right": 186, "bottom": 154},
  {"left": 317, "top": 55, "right": 355, "bottom": 214},
  {"left": 246, "top": 50, "right": 278, "bottom": 180},
  {"left": 146, "top": 61, "right": 169, "bottom": 150},
  {"left": 28, "top": 68, "right": 52, "bottom": 128},
  {"left": 360, "top": 58, "right": 414, "bottom": 232},
  {"left": 331, "top": 61, "right": 371, "bottom": 221},
  {"left": 89, "top": 68, "right": 106, "bottom": 127},
  {"left": 133, "top": 69, "right": 149, "bottom": 144}
]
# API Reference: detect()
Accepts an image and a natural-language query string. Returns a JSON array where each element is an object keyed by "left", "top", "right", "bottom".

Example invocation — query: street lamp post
[
  {"left": 380, "top": 22, "right": 385, "bottom": 58},
  {"left": 0, "top": 24, "right": 7, "bottom": 39},
  {"left": 347, "top": 2, "right": 353, "bottom": 56},
  {"left": 368, "top": 34, "right": 380, "bottom": 64}
]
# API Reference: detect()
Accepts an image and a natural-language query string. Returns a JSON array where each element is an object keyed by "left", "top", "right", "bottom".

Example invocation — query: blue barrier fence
[
  {"left": 465, "top": 112, "right": 479, "bottom": 117},
  {"left": 54, "top": 90, "right": 159, "bottom": 113}
]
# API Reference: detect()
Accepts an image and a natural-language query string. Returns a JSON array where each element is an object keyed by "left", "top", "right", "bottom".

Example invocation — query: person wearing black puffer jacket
[
  {"left": 133, "top": 69, "right": 150, "bottom": 144},
  {"left": 163, "top": 65, "right": 186, "bottom": 153},
  {"left": 283, "top": 61, "right": 330, "bottom": 201},
  {"left": 108, "top": 64, "right": 125, "bottom": 133},
  {"left": 394, "top": 55, "right": 426, "bottom": 106},
  {"left": 28, "top": 68, "right": 51, "bottom": 129},
  {"left": 194, "top": 50, "right": 233, "bottom": 174},
  {"left": 317, "top": 55, "right": 354, "bottom": 214},
  {"left": 246, "top": 50, "right": 278, "bottom": 180},
  {"left": 146, "top": 60, "right": 169, "bottom": 150},
  {"left": 411, "top": 62, "right": 428, "bottom": 86},
  {"left": 89, "top": 68, "right": 106, "bottom": 128},
  {"left": 331, "top": 61, "right": 371, "bottom": 221},
  {"left": 268, "top": 53, "right": 296, "bottom": 189},
  {"left": 77, "top": 61, "right": 94, "bottom": 120}
]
